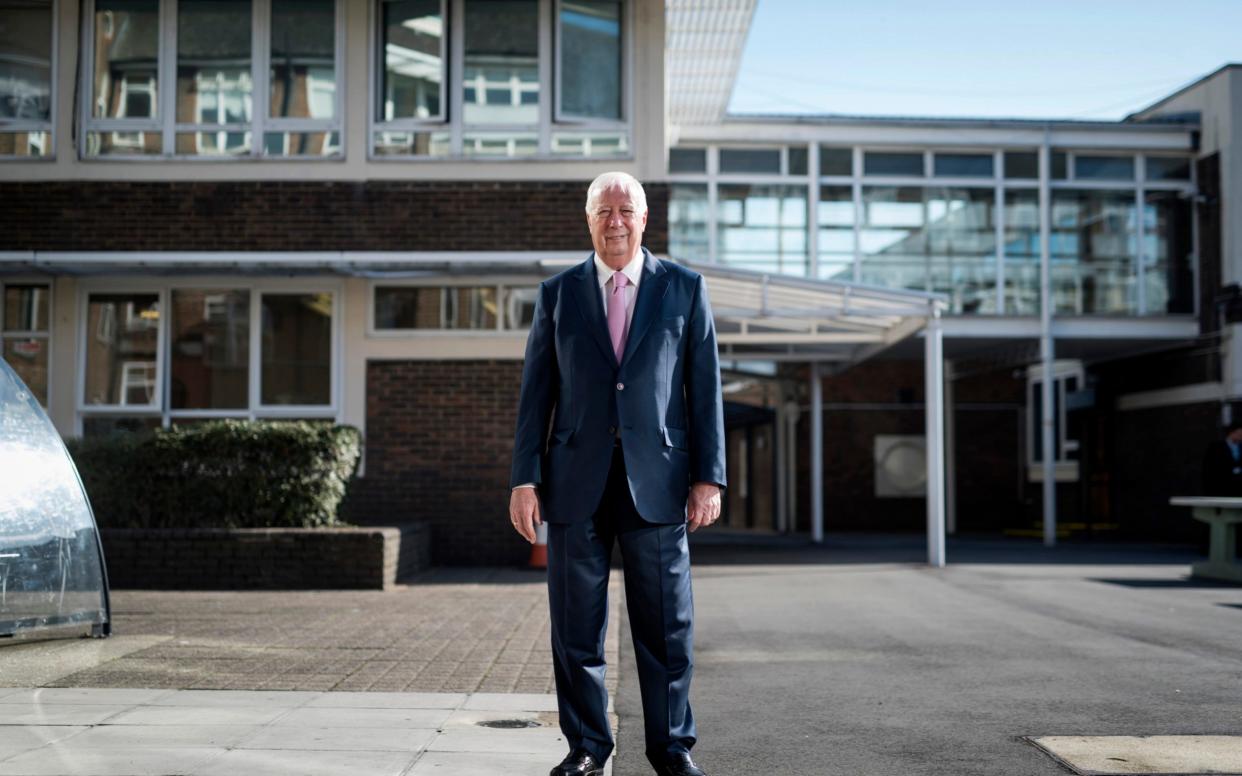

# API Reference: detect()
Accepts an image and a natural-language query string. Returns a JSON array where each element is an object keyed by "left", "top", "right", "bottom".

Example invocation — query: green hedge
[{"left": 66, "top": 420, "right": 362, "bottom": 529}]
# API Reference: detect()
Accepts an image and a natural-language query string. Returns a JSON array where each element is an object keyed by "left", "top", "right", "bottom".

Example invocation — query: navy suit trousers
[{"left": 547, "top": 444, "right": 696, "bottom": 764}]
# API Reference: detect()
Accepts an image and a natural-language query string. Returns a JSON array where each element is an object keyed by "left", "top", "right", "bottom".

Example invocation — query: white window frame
[
  {"left": 0, "top": 0, "right": 58, "bottom": 160},
  {"left": 76, "top": 277, "right": 343, "bottom": 435},
  {"left": 368, "top": 0, "right": 633, "bottom": 160},
  {"left": 0, "top": 279, "right": 54, "bottom": 408},
  {"left": 79, "top": 0, "right": 346, "bottom": 160},
  {"left": 1025, "top": 361, "right": 1083, "bottom": 483}
]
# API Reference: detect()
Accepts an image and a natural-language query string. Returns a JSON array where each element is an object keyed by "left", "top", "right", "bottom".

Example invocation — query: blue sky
[{"left": 728, "top": 0, "right": 1242, "bottom": 120}]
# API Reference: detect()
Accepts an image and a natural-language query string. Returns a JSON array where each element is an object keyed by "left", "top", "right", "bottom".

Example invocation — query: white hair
[{"left": 584, "top": 171, "right": 647, "bottom": 215}]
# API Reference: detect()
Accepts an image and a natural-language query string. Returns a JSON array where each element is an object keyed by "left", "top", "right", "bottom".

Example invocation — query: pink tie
[{"left": 607, "top": 271, "right": 629, "bottom": 362}]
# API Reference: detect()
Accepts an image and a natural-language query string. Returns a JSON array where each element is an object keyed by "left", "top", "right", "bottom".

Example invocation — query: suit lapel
[
  {"left": 569, "top": 255, "right": 618, "bottom": 367},
  {"left": 620, "top": 248, "right": 670, "bottom": 368}
]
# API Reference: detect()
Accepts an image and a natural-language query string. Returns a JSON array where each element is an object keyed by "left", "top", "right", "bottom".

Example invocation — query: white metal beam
[{"left": 924, "top": 310, "right": 946, "bottom": 567}]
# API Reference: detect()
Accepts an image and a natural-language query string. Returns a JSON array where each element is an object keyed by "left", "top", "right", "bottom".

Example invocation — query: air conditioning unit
[{"left": 874, "top": 435, "right": 926, "bottom": 498}]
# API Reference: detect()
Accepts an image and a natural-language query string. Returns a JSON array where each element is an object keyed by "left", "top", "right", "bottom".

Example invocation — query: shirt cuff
[{"left": 513, "top": 483, "right": 537, "bottom": 490}]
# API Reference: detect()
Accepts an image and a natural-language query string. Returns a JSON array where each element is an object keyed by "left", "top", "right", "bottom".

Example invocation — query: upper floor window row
[
  {"left": 62, "top": 0, "right": 628, "bottom": 160},
  {"left": 0, "top": 0, "right": 55, "bottom": 158},
  {"left": 373, "top": 0, "right": 630, "bottom": 159}
]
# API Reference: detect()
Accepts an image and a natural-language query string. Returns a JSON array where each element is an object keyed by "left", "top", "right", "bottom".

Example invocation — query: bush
[{"left": 66, "top": 419, "right": 362, "bottom": 529}]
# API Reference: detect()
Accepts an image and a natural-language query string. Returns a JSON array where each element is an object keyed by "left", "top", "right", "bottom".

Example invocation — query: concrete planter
[{"left": 99, "top": 523, "right": 431, "bottom": 590}]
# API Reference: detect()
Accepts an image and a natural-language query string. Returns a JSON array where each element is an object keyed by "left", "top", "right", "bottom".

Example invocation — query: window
[
  {"left": 668, "top": 184, "right": 709, "bottom": 262},
  {"left": 0, "top": 0, "right": 54, "bottom": 158},
  {"left": 1145, "top": 156, "right": 1191, "bottom": 182},
  {"left": 1, "top": 283, "right": 52, "bottom": 406},
  {"left": 819, "top": 146, "right": 852, "bottom": 176},
  {"left": 80, "top": 284, "right": 337, "bottom": 435},
  {"left": 83, "top": 0, "right": 343, "bottom": 158},
  {"left": 1050, "top": 190, "right": 1138, "bottom": 314},
  {"left": 717, "top": 184, "right": 808, "bottom": 275},
  {"left": 863, "top": 151, "right": 924, "bottom": 177},
  {"left": 1026, "top": 362, "right": 1083, "bottom": 483},
  {"left": 1073, "top": 155, "right": 1134, "bottom": 181},
  {"left": 372, "top": 283, "right": 544, "bottom": 331},
  {"left": 933, "top": 153, "right": 993, "bottom": 178},
  {"left": 372, "top": 0, "right": 630, "bottom": 158},
  {"left": 719, "top": 148, "right": 780, "bottom": 174},
  {"left": 668, "top": 147, "right": 706, "bottom": 174}
]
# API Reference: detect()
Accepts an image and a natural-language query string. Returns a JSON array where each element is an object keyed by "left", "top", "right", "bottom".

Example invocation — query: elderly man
[{"left": 509, "top": 171, "right": 726, "bottom": 776}]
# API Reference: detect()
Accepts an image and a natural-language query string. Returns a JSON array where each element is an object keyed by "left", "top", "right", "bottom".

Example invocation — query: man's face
[{"left": 587, "top": 184, "right": 647, "bottom": 270}]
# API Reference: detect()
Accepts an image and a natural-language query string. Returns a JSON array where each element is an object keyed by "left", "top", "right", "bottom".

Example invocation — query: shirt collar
[{"left": 593, "top": 250, "right": 644, "bottom": 290}]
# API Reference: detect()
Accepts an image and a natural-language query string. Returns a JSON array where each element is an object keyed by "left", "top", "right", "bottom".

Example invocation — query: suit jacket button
[{"left": 616, "top": 382, "right": 624, "bottom": 391}]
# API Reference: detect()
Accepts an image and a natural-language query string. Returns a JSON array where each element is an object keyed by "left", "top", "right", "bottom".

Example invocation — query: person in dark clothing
[{"left": 1202, "top": 420, "right": 1242, "bottom": 496}]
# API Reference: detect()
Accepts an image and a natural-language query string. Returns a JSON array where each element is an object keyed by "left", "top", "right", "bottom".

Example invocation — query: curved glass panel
[{"left": 0, "top": 358, "right": 110, "bottom": 639}]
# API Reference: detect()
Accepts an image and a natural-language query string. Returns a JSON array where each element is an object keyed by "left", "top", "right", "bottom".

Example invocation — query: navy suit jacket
[{"left": 510, "top": 248, "right": 727, "bottom": 524}]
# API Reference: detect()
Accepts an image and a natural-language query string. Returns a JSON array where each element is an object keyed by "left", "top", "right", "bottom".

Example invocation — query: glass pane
[
  {"left": 717, "top": 184, "right": 808, "bottom": 275},
  {"left": 668, "top": 183, "right": 709, "bottom": 262},
  {"left": 175, "top": 131, "right": 253, "bottom": 156},
  {"left": 719, "top": 148, "right": 780, "bottom": 174},
  {"left": 261, "top": 293, "right": 331, "bottom": 406},
  {"left": 926, "top": 187, "right": 996, "bottom": 313},
  {"left": 1004, "top": 151, "right": 1038, "bottom": 179},
  {"left": 817, "top": 185, "right": 854, "bottom": 282},
  {"left": 93, "top": 0, "right": 159, "bottom": 119},
  {"left": 84, "top": 293, "right": 160, "bottom": 407},
  {"left": 261, "top": 131, "right": 340, "bottom": 156},
  {"left": 668, "top": 147, "right": 706, "bottom": 173},
  {"left": 860, "top": 186, "right": 925, "bottom": 292},
  {"left": 559, "top": 0, "right": 620, "bottom": 120},
  {"left": 0, "top": 0, "right": 52, "bottom": 121},
  {"left": 503, "top": 286, "right": 538, "bottom": 329},
  {"left": 3, "top": 337, "right": 48, "bottom": 406},
  {"left": 1143, "top": 191, "right": 1194, "bottom": 315},
  {"left": 461, "top": 131, "right": 537, "bottom": 157},
  {"left": 81, "top": 415, "right": 162, "bottom": 437},
  {"left": 381, "top": 0, "right": 442, "bottom": 121},
  {"left": 85, "top": 130, "right": 162, "bottom": 156},
  {"left": 864, "top": 151, "right": 923, "bottom": 177},
  {"left": 177, "top": 0, "right": 252, "bottom": 126},
  {"left": 1051, "top": 151, "right": 1067, "bottom": 180},
  {"left": 788, "top": 146, "right": 808, "bottom": 175},
  {"left": 1003, "top": 189, "right": 1040, "bottom": 314},
  {"left": 1050, "top": 190, "right": 1138, "bottom": 314},
  {"left": 0, "top": 358, "right": 110, "bottom": 640},
  {"left": 4, "top": 284, "right": 50, "bottom": 331},
  {"left": 1074, "top": 155, "right": 1134, "bottom": 181},
  {"left": 550, "top": 131, "right": 628, "bottom": 156},
  {"left": 934, "top": 153, "right": 993, "bottom": 178},
  {"left": 170, "top": 289, "right": 249, "bottom": 410},
  {"left": 372, "top": 129, "right": 450, "bottom": 156},
  {"left": 1146, "top": 156, "right": 1191, "bottom": 182},
  {"left": 270, "top": 0, "right": 335, "bottom": 119},
  {"left": 0, "top": 130, "right": 50, "bottom": 156},
  {"left": 819, "top": 146, "right": 852, "bottom": 176},
  {"left": 463, "top": 0, "right": 538, "bottom": 125}
]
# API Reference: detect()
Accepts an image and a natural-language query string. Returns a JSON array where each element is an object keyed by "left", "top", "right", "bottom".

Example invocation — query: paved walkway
[{"left": 0, "top": 567, "right": 621, "bottom": 775}]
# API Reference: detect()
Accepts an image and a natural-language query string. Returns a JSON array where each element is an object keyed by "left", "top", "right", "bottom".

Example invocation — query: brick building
[{"left": 1, "top": 1, "right": 1238, "bottom": 564}]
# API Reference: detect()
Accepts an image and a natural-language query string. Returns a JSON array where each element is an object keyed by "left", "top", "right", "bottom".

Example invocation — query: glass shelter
[{"left": 0, "top": 358, "right": 111, "bottom": 640}]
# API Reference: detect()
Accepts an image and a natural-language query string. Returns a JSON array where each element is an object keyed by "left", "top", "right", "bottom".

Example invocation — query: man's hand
[
  {"left": 687, "top": 482, "right": 722, "bottom": 532},
  {"left": 509, "top": 487, "right": 542, "bottom": 543}
]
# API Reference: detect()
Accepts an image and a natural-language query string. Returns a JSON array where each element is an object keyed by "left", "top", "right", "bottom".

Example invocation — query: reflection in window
[
  {"left": 4, "top": 284, "right": 50, "bottom": 331},
  {"left": 1003, "top": 189, "right": 1040, "bottom": 314},
  {"left": 1051, "top": 190, "right": 1138, "bottom": 314},
  {"left": 374, "top": 286, "right": 497, "bottom": 330},
  {"left": 170, "top": 290, "right": 250, "bottom": 410},
  {"left": 550, "top": 131, "right": 628, "bottom": 157},
  {"left": 178, "top": 0, "right": 253, "bottom": 156},
  {"left": 3, "top": 338, "right": 48, "bottom": 407},
  {"left": 92, "top": 0, "right": 159, "bottom": 119},
  {"left": 927, "top": 188, "right": 996, "bottom": 313},
  {"left": 559, "top": 0, "right": 620, "bottom": 120},
  {"left": 719, "top": 148, "right": 780, "bottom": 174},
  {"left": 860, "top": 186, "right": 925, "bottom": 293},
  {"left": 0, "top": 0, "right": 53, "bottom": 128},
  {"left": 261, "top": 293, "right": 332, "bottom": 406},
  {"left": 84, "top": 293, "right": 160, "bottom": 407},
  {"left": 1146, "top": 156, "right": 1191, "bottom": 182},
  {"left": 668, "top": 184, "right": 709, "bottom": 262},
  {"left": 380, "top": 0, "right": 443, "bottom": 121},
  {"left": 669, "top": 147, "right": 706, "bottom": 173},
  {"left": 819, "top": 146, "right": 852, "bottom": 176},
  {"left": 2, "top": 280, "right": 51, "bottom": 405},
  {"left": 1143, "top": 191, "right": 1194, "bottom": 315},
  {"left": 504, "top": 287, "right": 539, "bottom": 329},
  {"left": 816, "top": 186, "right": 854, "bottom": 281},
  {"left": 1004, "top": 152, "right": 1038, "bottom": 179},
  {"left": 270, "top": 0, "right": 336, "bottom": 119},
  {"left": 463, "top": 0, "right": 538, "bottom": 126},
  {"left": 717, "top": 184, "right": 807, "bottom": 275},
  {"left": 934, "top": 153, "right": 993, "bottom": 178},
  {"left": 1074, "top": 155, "right": 1134, "bottom": 181},
  {"left": 864, "top": 151, "right": 923, "bottom": 177}
]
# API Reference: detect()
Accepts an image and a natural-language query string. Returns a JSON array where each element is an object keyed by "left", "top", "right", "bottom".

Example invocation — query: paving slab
[
  {"left": 272, "top": 705, "right": 452, "bottom": 729},
  {"left": 236, "top": 724, "right": 437, "bottom": 752},
  {"left": 188, "top": 748, "right": 416, "bottom": 776},
  {"left": 1031, "top": 735, "right": 1242, "bottom": 775},
  {"left": 0, "top": 746, "right": 227, "bottom": 776}
]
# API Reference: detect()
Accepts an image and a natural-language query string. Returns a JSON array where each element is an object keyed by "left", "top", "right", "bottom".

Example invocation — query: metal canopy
[
  {"left": 666, "top": 0, "right": 757, "bottom": 128},
  {"left": 684, "top": 261, "right": 946, "bottom": 369}
]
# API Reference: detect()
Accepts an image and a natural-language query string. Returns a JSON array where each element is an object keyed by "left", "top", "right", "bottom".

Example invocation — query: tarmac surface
[
  {"left": 614, "top": 533, "right": 1242, "bottom": 776},
  {"left": 5, "top": 533, "right": 1242, "bottom": 776}
]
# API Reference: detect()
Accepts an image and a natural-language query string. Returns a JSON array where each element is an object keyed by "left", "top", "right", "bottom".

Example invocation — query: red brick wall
[
  {"left": 341, "top": 359, "right": 529, "bottom": 565},
  {"left": 1, "top": 181, "right": 670, "bottom": 253}
]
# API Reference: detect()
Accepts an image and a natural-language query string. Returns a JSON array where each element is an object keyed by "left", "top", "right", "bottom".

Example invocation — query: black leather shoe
[
  {"left": 652, "top": 752, "right": 708, "bottom": 776},
  {"left": 550, "top": 748, "right": 604, "bottom": 776}
]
